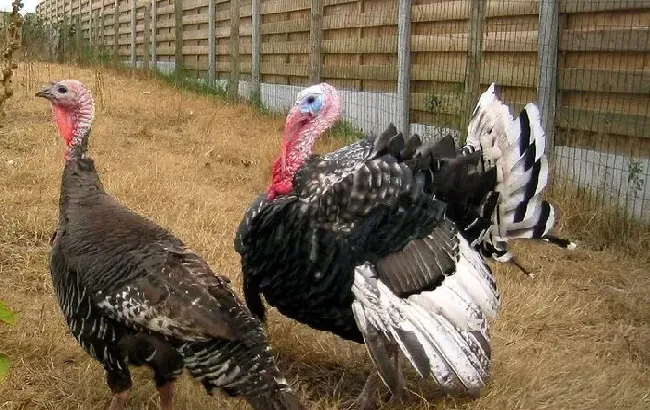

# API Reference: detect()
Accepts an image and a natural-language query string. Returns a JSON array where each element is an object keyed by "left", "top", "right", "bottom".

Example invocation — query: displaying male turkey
[
  {"left": 36, "top": 80, "right": 304, "bottom": 410},
  {"left": 235, "top": 82, "right": 566, "bottom": 408}
]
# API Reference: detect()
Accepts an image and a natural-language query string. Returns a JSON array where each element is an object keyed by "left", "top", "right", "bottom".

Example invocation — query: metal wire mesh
[{"left": 30, "top": 0, "right": 650, "bottom": 227}]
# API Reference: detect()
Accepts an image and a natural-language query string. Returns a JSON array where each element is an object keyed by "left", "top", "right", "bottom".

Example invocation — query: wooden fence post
[
  {"left": 151, "top": 0, "right": 157, "bottom": 71},
  {"left": 89, "top": 8, "right": 93, "bottom": 50},
  {"left": 113, "top": 0, "right": 119, "bottom": 63},
  {"left": 309, "top": 0, "right": 323, "bottom": 84},
  {"left": 229, "top": 0, "right": 240, "bottom": 98},
  {"left": 397, "top": 0, "right": 411, "bottom": 135},
  {"left": 143, "top": 2, "right": 151, "bottom": 71},
  {"left": 94, "top": 9, "right": 100, "bottom": 51},
  {"left": 174, "top": 0, "right": 184, "bottom": 82},
  {"left": 460, "top": 0, "right": 486, "bottom": 144},
  {"left": 130, "top": 0, "right": 137, "bottom": 68},
  {"left": 89, "top": 5, "right": 93, "bottom": 49},
  {"left": 538, "top": 0, "right": 559, "bottom": 157},
  {"left": 174, "top": 0, "right": 183, "bottom": 80},
  {"left": 78, "top": 0, "right": 82, "bottom": 44},
  {"left": 75, "top": 14, "right": 81, "bottom": 54},
  {"left": 100, "top": 9, "right": 105, "bottom": 48},
  {"left": 99, "top": 0, "right": 104, "bottom": 48},
  {"left": 208, "top": 0, "right": 215, "bottom": 85},
  {"left": 251, "top": 0, "right": 260, "bottom": 100}
]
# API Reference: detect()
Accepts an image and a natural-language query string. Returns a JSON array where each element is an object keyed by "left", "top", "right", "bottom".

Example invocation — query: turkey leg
[
  {"left": 386, "top": 343, "right": 405, "bottom": 405},
  {"left": 107, "top": 391, "right": 130, "bottom": 410},
  {"left": 158, "top": 381, "right": 175, "bottom": 410}
]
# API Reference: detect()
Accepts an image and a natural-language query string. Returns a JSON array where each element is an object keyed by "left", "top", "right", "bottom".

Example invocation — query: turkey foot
[
  {"left": 509, "top": 255, "right": 535, "bottom": 279},
  {"left": 347, "top": 372, "right": 380, "bottom": 410},
  {"left": 107, "top": 390, "right": 130, "bottom": 410},
  {"left": 158, "top": 381, "right": 175, "bottom": 410}
]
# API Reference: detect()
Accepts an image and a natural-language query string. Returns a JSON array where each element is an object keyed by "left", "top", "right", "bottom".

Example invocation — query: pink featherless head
[
  {"left": 36, "top": 79, "right": 95, "bottom": 113},
  {"left": 268, "top": 83, "right": 344, "bottom": 200},
  {"left": 283, "top": 82, "right": 343, "bottom": 138},
  {"left": 36, "top": 79, "right": 95, "bottom": 160}
]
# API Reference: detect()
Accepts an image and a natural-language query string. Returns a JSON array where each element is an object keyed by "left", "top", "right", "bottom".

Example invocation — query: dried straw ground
[{"left": 0, "top": 63, "right": 648, "bottom": 410}]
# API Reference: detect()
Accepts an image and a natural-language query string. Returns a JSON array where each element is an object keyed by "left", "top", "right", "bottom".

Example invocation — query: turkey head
[
  {"left": 36, "top": 79, "right": 95, "bottom": 160},
  {"left": 268, "top": 83, "right": 343, "bottom": 200}
]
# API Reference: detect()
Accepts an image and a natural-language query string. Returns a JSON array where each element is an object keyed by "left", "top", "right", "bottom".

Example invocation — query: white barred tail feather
[
  {"left": 351, "top": 232, "right": 500, "bottom": 396},
  {"left": 462, "top": 83, "right": 575, "bottom": 258}
]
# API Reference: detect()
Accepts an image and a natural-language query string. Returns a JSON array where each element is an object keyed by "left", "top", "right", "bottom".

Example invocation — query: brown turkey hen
[{"left": 37, "top": 79, "right": 304, "bottom": 410}]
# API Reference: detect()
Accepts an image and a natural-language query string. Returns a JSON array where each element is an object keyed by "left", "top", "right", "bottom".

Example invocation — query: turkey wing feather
[{"left": 63, "top": 201, "right": 249, "bottom": 343}]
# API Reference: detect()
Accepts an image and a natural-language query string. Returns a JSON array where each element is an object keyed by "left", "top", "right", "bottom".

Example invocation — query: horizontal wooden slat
[
  {"left": 324, "top": 0, "right": 358, "bottom": 6},
  {"left": 185, "top": 29, "right": 211, "bottom": 40},
  {"left": 261, "top": 0, "right": 310, "bottom": 15},
  {"left": 182, "top": 0, "right": 208, "bottom": 11},
  {"left": 323, "top": 37, "right": 397, "bottom": 53},
  {"left": 156, "top": 46, "right": 174, "bottom": 55},
  {"left": 324, "top": 65, "right": 396, "bottom": 81},
  {"left": 561, "top": 0, "right": 650, "bottom": 13},
  {"left": 558, "top": 108, "right": 650, "bottom": 139},
  {"left": 261, "top": 19, "right": 309, "bottom": 35},
  {"left": 323, "top": 12, "right": 396, "bottom": 30},
  {"left": 262, "top": 40, "right": 308, "bottom": 54},
  {"left": 157, "top": 5, "right": 174, "bottom": 14},
  {"left": 183, "top": 13, "right": 209, "bottom": 25},
  {"left": 156, "top": 19, "right": 175, "bottom": 28},
  {"left": 412, "top": 0, "right": 538, "bottom": 23},
  {"left": 182, "top": 45, "right": 208, "bottom": 54},
  {"left": 217, "top": 42, "right": 250, "bottom": 54},
  {"left": 560, "top": 68, "right": 650, "bottom": 94},
  {"left": 412, "top": 62, "right": 537, "bottom": 87},
  {"left": 261, "top": 63, "right": 307, "bottom": 77},
  {"left": 156, "top": 32, "right": 175, "bottom": 42},
  {"left": 561, "top": 28, "right": 650, "bottom": 52}
]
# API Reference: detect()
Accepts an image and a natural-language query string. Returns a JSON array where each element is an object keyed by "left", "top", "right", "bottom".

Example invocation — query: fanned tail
[
  {"left": 458, "top": 84, "right": 575, "bottom": 263},
  {"left": 351, "top": 232, "right": 500, "bottom": 397}
]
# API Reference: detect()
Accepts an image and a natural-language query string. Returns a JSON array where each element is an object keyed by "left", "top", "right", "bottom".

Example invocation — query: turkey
[
  {"left": 36, "top": 80, "right": 304, "bottom": 410},
  {"left": 235, "top": 82, "right": 569, "bottom": 407}
]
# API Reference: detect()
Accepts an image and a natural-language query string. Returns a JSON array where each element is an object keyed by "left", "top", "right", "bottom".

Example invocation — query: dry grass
[{"left": 0, "top": 63, "right": 648, "bottom": 410}]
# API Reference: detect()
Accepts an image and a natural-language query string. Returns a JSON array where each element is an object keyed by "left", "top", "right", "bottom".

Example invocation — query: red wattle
[{"left": 54, "top": 105, "right": 75, "bottom": 147}]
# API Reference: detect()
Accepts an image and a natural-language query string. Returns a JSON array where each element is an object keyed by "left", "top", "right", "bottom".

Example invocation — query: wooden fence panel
[
  {"left": 257, "top": 0, "right": 310, "bottom": 86},
  {"left": 557, "top": 4, "right": 650, "bottom": 158},
  {"left": 33, "top": 0, "right": 650, "bottom": 157}
]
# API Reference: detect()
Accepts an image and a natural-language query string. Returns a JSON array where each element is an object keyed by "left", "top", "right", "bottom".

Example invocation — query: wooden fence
[{"left": 34, "top": 0, "right": 650, "bottom": 158}]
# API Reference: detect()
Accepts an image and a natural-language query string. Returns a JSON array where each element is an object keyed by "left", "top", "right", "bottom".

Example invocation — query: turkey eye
[
  {"left": 306, "top": 96, "right": 315, "bottom": 104},
  {"left": 57, "top": 86, "right": 67, "bottom": 94}
]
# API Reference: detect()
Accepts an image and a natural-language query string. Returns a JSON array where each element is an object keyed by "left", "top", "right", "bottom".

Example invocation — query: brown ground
[{"left": 0, "top": 63, "right": 648, "bottom": 410}]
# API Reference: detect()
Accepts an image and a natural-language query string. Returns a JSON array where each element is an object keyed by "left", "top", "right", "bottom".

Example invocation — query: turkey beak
[
  {"left": 299, "top": 105, "right": 314, "bottom": 119},
  {"left": 286, "top": 105, "right": 311, "bottom": 128},
  {"left": 35, "top": 86, "right": 54, "bottom": 101}
]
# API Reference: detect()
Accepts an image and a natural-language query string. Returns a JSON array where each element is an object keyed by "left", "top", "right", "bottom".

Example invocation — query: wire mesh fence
[{"left": 26, "top": 0, "right": 650, "bottom": 231}]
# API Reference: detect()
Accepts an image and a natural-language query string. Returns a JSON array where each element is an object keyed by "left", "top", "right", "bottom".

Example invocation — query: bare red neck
[
  {"left": 53, "top": 100, "right": 94, "bottom": 161},
  {"left": 268, "top": 124, "right": 320, "bottom": 200}
]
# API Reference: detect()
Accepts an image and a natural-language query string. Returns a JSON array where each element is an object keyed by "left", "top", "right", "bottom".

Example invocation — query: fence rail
[{"left": 34, "top": 0, "right": 650, "bottom": 222}]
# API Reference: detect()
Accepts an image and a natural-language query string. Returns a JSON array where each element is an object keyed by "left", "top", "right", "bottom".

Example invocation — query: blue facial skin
[{"left": 299, "top": 94, "right": 323, "bottom": 115}]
